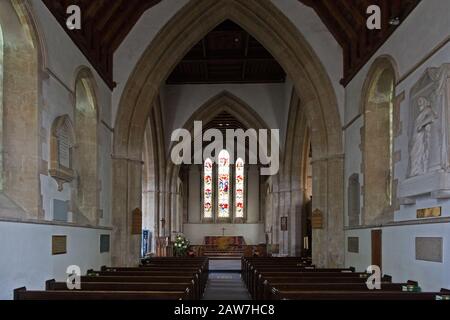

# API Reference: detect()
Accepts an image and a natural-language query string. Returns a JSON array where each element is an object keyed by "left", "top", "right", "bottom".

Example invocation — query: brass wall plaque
[
  {"left": 52, "top": 235, "right": 67, "bottom": 255},
  {"left": 417, "top": 207, "right": 441, "bottom": 219},
  {"left": 312, "top": 209, "right": 323, "bottom": 229}
]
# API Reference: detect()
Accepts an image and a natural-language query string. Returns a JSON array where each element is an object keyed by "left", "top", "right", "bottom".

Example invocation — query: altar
[
  {"left": 204, "top": 236, "right": 246, "bottom": 249},
  {"left": 189, "top": 236, "right": 266, "bottom": 259},
  {"left": 201, "top": 236, "right": 246, "bottom": 258}
]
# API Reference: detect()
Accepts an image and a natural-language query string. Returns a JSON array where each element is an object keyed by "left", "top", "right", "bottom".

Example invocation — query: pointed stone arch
[
  {"left": 0, "top": 0, "right": 45, "bottom": 219},
  {"left": 73, "top": 67, "right": 100, "bottom": 225},
  {"left": 165, "top": 91, "right": 272, "bottom": 236},
  {"left": 112, "top": 0, "right": 343, "bottom": 266},
  {"left": 361, "top": 56, "right": 398, "bottom": 225}
]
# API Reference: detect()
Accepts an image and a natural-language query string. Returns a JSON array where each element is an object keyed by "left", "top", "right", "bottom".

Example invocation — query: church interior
[{"left": 1, "top": 0, "right": 450, "bottom": 303}]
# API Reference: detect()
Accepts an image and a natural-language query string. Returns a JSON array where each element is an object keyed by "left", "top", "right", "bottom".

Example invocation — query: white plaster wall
[
  {"left": 183, "top": 223, "right": 265, "bottom": 245},
  {"left": 344, "top": 0, "right": 450, "bottom": 220},
  {"left": 345, "top": 223, "right": 450, "bottom": 292},
  {"left": 0, "top": 1, "right": 114, "bottom": 300},
  {"left": 31, "top": 0, "right": 113, "bottom": 226},
  {"left": 0, "top": 221, "right": 111, "bottom": 300},
  {"left": 344, "top": 229, "right": 371, "bottom": 273},
  {"left": 343, "top": 0, "right": 450, "bottom": 292},
  {"left": 382, "top": 223, "right": 450, "bottom": 291},
  {"left": 162, "top": 84, "right": 288, "bottom": 149}
]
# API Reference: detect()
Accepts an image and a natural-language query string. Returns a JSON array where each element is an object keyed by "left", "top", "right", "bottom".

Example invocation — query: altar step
[{"left": 203, "top": 250, "right": 245, "bottom": 260}]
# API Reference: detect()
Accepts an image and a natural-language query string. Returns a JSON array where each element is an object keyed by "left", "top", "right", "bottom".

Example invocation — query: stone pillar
[
  {"left": 311, "top": 156, "right": 344, "bottom": 268},
  {"left": 111, "top": 157, "right": 143, "bottom": 267},
  {"left": 289, "top": 187, "right": 305, "bottom": 257}
]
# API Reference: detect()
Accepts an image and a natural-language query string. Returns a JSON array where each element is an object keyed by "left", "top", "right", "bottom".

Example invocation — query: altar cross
[{"left": 222, "top": 227, "right": 226, "bottom": 236}]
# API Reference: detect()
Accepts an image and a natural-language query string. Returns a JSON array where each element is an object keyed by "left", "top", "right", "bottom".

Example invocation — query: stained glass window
[
  {"left": 217, "top": 150, "right": 230, "bottom": 218},
  {"left": 203, "top": 158, "right": 213, "bottom": 218},
  {"left": 235, "top": 158, "right": 245, "bottom": 218}
]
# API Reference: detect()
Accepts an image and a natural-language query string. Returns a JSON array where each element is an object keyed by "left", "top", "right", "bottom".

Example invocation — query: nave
[
  {"left": 2, "top": 0, "right": 450, "bottom": 305},
  {"left": 13, "top": 257, "right": 450, "bottom": 301}
]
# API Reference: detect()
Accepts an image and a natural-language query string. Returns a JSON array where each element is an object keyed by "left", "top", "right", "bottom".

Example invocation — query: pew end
[
  {"left": 13, "top": 287, "right": 26, "bottom": 300},
  {"left": 45, "top": 279, "right": 56, "bottom": 290}
]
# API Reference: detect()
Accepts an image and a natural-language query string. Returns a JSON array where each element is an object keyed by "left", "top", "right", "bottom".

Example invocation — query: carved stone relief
[{"left": 400, "top": 64, "right": 450, "bottom": 201}]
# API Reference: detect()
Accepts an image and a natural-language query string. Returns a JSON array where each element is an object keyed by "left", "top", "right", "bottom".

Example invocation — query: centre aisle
[
  {"left": 202, "top": 272, "right": 251, "bottom": 300},
  {"left": 202, "top": 259, "right": 251, "bottom": 300}
]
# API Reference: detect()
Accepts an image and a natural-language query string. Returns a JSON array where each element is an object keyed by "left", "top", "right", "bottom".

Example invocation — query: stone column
[
  {"left": 311, "top": 156, "right": 344, "bottom": 268},
  {"left": 111, "top": 157, "right": 143, "bottom": 267}
]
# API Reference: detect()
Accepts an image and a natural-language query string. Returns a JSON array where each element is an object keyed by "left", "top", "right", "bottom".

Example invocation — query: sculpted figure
[{"left": 410, "top": 97, "right": 438, "bottom": 176}]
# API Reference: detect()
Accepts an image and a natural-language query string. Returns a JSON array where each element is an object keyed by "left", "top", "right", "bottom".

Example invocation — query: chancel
[{"left": 1, "top": 0, "right": 450, "bottom": 303}]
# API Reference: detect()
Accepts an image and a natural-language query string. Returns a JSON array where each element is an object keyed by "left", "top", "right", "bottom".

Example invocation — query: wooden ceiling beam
[
  {"left": 320, "top": 1, "right": 358, "bottom": 41},
  {"left": 339, "top": 0, "right": 366, "bottom": 26}
]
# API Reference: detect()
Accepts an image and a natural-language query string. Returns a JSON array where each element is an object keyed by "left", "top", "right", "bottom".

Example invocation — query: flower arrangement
[{"left": 173, "top": 234, "right": 190, "bottom": 257}]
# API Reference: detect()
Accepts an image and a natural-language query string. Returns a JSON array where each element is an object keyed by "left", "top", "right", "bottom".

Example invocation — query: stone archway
[
  {"left": 361, "top": 56, "right": 398, "bottom": 226},
  {"left": 165, "top": 91, "right": 272, "bottom": 238},
  {"left": 112, "top": 0, "right": 343, "bottom": 267},
  {"left": 0, "top": 0, "right": 45, "bottom": 220},
  {"left": 73, "top": 67, "right": 100, "bottom": 225}
]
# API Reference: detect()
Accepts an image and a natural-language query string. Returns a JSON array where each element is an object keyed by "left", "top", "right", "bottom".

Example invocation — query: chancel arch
[
  {"left": 361, "top": 57, "right": 398, "bottom": 225},
  {"left": 166, "top": 92, "right": 270, "bottom": 247},
  {"left": 112, "top": 0, "right": 343, "bottom": 267},
  {"left": 73, "top": 67, "right": 99, "bottom": 225}
]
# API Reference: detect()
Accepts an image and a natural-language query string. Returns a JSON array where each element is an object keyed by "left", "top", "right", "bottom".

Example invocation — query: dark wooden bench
[
  {"left": 271, "top": 289, "right": 446, "bottom": 300},
  {"left": 46, "top": 279, "right": 198, "bottom": 299},
  {"left": 14, "top": 287, "right": 190, "bottom": 300},
  {"left": 263, "top": 282, "right": 412, "bottom": 300}
]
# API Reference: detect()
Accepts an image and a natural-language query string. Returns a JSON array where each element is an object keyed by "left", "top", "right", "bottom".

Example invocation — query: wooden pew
[
  {"left": 84, "top": 274, "right": 203, "bottom": 298},
  {"left": 263, "top": 282, "right": 411, "bottom": 300},
  {"left": 270, "top": 289, "right": 446, "bottom": 300},
  {"left": 14, "top": 287, "right": 189, "bottom": 300},
  {"left": 100, "top": 265, "right": 208, "bottom": 291},
  {"left": 92, "top": 269, "right": 206, "bottom": 297},
  {"left": 46, "top": 279, "right": 198, "bottom": 300},
  {"left": 250, "top": 270, "right": 362, "bottom": 298},
  {"left": 15, "top": 257, "right": 210, "bottom": 301}
]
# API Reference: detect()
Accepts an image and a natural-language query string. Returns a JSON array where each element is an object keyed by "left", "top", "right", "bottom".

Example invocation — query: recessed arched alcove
[
  {"left": 361, "top": 56, "right": 397, "bottom": 225},
  {"left": 73, "top": 68, "right": 99, "bottom": 225},
  {"left": 0, "top": 0, "right": 44, "bottom": 219}
]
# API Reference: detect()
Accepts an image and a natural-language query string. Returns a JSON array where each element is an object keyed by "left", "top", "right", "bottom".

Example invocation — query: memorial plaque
[
  {"left": 417, "top": 207, "right": 441, "bottom": 219},
  {"left": 348, "top": 237, "right": 359, "bottom": 253},
  {"left": 312, "top": 209, "right": 323, "bottom": 229},
  {"left": 100, "top": 234, "right": 110, "bottom": 253},
  {"left": 416, "top": 237, "right": 443, "bottom": 262},
  {"left": 58, "top": 131, "right": 71, "bottom": 168},
  {"left": 52, "top": 235, "right": 67, "bottom": 255},
  {"left": 53, "top": 199, "right": 69, "bottom": 222}
]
